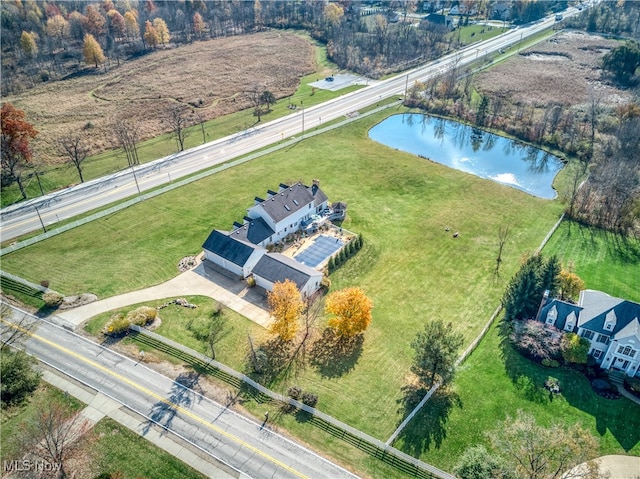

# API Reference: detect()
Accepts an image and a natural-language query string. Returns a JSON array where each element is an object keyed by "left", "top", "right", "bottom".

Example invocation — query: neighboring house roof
[
  {"left": 252, "top": 253, "right": 319, "bottom": 290},
  {"left": 230, "top": 217, "right": 275, "bottom": 245},
  {"left": 539, "top": 299, "right": 583, "bottom": 330},
  {"left": 332, "top": 201, "right": 348, "bottom": 211},
  {"left": 256, "top": 182, "right": 315, "bottom": 223},
  {"left": 202, "top": 230, "right": 257, "bottom": 267},
  {"left": 578, "top": 290, "right": 640, "bottom": 336}
]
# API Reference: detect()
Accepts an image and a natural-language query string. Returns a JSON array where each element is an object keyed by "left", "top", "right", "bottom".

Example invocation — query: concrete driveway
[{"left": 57, "top": 259, "right": 272, "bottom": 329}]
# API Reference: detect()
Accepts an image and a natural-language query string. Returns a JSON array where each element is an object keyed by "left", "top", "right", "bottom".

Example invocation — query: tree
[
  {"left": 325, "top": 287, "right": 373, "bottom": 337},
  {"left": 1, "top": 303, "right": 37, "bottom": 351},
  {"left": 124, "top": 11, "right": 139, "bottom": 41},
  {"left": 143, "top": 20, "right": 159, "bottom": 48},
  {"left": 164, "top": 105, "right": 190, "bottom": 152},
  {"left": 113, "top": 118, "right": 140, "bottom": 166},
  {"left": 19, "top": 398, "right": 94, "bottom": 479},
  {"left": 1, "top": 349, "right": 41, "bottom": 409},
  {"left": 488, "top": 410, "right": 601, "bottom": 479},
  {"left": 58, "top": 133, "right": 89, "bottom": 183},
  {"left": 1, "top": 103, "right": 38, "bottom": 200},
  {"left": 247, "top": 87, "right": 276, "bottom": 121},
  {"left": 411, "top": 319, "right": 464, "bottom": 389},
  {"left": 324, "top": 3, "right": 344, "bottom": 26},
  {"left": 153, "top": 17, "right": 170, "bottom": 46},
  {"left": 193, "top": 12, "right": 205, "bottom": 38},
  {"left": 558, "top": 270, "right": 585, "bottom": 301},
  {"left": 454, "top": 445, "right": 515, "bottom": 479},
  {"left": 83, "top": 4, "right": 106, "bottom": 39},
  {"left": 602, "top": 40, "right": 640, "bottom": 85},
  {"left": 561, "top": 333, "right": 590, "bottom": 365},
  {"left": 83, "top": 33, "right": 105, "bottom": 68},
  {"left": 267, "top": 280, "right": 303, "bottom": 341},
  {"left": 20, "top": 30, "right": 38, "bottom": 58},
  {"left": 494, "top": 224, "right": 510, "bottom": 279},
  {"left": 46, "top": 15, "right": 70, "bottom": 46}
]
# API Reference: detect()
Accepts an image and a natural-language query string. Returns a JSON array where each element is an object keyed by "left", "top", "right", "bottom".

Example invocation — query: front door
[{"left": 615, "top": 357, "right": 630, "bottom": 371}]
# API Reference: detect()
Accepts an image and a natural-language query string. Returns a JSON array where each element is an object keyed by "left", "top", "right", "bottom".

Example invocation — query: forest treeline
[{"left": 1, "top": 0, "right": 576, "bottom": 95}]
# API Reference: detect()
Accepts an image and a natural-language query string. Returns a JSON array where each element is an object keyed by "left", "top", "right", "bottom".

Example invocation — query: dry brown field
[
  {"left": 476, "top": 31, "right": 631, "bottom": 109},
  {"left": 4, "top": 31, "right": 315, "bottom": 160}
]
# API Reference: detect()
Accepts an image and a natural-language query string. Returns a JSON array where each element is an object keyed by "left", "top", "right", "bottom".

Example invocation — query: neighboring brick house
[
  {"left": 202, "top": 180, "right": 333, "bottom": 297},
  {"left": 538, "top": 290, "right": 640, "bottom": 377}
]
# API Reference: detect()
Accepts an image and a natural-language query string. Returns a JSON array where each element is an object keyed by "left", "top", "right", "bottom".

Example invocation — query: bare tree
[
  {"left": 0, "top": 303, "right": 37, "bottom": 351},
  {"left": 494, "top": 224, "right": 510, "bottom": 279},
  {"left": 19, "top": 399, "right": 95, "bottom": 479},
  {"left": 165, "top": 104, "right": 190, "bottom": 151},
  {"left": 193, "top": 109, "right": 207, "bottom": 145},
  {"left": 113, "top": 118, "right": 140, "bottom": 167},
  {"left": 58, "top": 133, "right": 88, "bottom": 183}
]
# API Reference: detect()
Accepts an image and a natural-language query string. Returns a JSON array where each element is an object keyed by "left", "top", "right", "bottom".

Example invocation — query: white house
[
  {"left": 245, "top": 181, "right": 328, "bottom": 245},
  {"left": 201, "top": 180, "right": 335, "bottom": 298},
  {"left": 538, "top": 290, "right": 640, "bottom": 377}
]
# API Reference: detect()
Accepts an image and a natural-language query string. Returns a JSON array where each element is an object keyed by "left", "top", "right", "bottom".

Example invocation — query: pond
[{"left": 368, "top": 114, "right": 565, "bottom": 199}]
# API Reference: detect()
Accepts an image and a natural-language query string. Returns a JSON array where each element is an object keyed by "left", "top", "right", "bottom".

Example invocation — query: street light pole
[{"left": 131, "top": 165, "right": 141, "bottom": 195}]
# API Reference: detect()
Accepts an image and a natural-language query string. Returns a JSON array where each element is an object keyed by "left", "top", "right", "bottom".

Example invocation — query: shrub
[
  {"left": 301, "top": 392, "right": 318, "bottom": 408},
  {"left": 624, "top": 376, "right": 640, "bottom": 398},
  {"left": 541, "top": 358, "right": 560, "bottom": 368},
  {"left": 127, "top": 306, "right": 157, "bottom": 326},
  {"left": 43, "top": 292, "right": 64, "bottom": 308},
  {"left": 105, "top": 313, "right": 131, "bottom": 336},
  {"left": 561, "top": 333, "right": 590, "bottom": 365},
  {"left": 287, "top": 386, "right": 301, "bottom": 400},
  {"left": 511, "top": 320, "right": 562, "bottom": 362},
  {"left": 40, "top": 280, "right": 49, "bottom": 288},
  {"left": 246, "top": 276, "right": 256, "bottom": 287}
]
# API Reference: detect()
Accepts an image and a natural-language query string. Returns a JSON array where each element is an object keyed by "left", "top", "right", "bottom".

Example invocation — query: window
[
  {"left": 582, "top": 330, "right": 595, "bottom": 340},
  {"left": 605, "top": 323, "right": 613, "bottom": 331},
  {"left": 564, "top": 322, "right": 574, "bottom": 332},
  {"left": 592, "top": 349, "right": 602, "bottom": 359},
  {"left": 618, "top": 346, "right": 636, "bottom": 357},
  {"left": 596, "top": 334, "right": 610, "bottom": 345}
]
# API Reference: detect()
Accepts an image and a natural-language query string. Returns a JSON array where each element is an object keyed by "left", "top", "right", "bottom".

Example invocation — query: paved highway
[
  {"left": 0, "top": 6, "right": 582, "bottom": 241},
  {"left": 2, "top": 305, "right": 358, "bottom": 479}
]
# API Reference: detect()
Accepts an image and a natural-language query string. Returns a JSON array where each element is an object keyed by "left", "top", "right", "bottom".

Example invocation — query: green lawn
[
  {"left": 4, "top": 106, "right": 568, "bottom": 443},
  {"left": 395, "top": 320, "right": 640, "bottom": 472},
  {"left": 84, "top": 296, "right": 267, "bottom": 368},
  {"left": 452, "top": 23, "right": 506, "bottom": 46},
  {"left": 542, "top": 220, "right": 640, "bottom": 302}
]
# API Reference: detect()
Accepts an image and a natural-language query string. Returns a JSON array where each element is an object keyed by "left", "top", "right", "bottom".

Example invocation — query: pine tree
[{"left": 83, "top": 34, "right": 105, "bottom": 68}]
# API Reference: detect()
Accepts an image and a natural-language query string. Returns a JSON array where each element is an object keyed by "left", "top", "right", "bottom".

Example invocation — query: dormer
[
  {"left": 564, "top": 311, "right": 576, "bottom": 332},
  {"left": 604, "top": 310, "right": 617, "bottom": 332},
  {"left": 545, "top": 305, "right": 558, "bottom": 326}
]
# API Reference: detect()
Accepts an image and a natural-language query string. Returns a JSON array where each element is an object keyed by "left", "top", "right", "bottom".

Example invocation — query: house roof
[
  {"left": 255, "top": 182, "right": 315, "bottom": 223},
  {"left": 202, "top": 230, "right": 257, "bottom": 267},
  {"left": 332, "top": 201, "right": 348, "bottom": 211},
  {"left": 252, "top": 253, "right": 320, "bottom": 290},
  {"left": 230, "top": 217, "right": 275, "bottom": 245},
  {"left": 539, "top": 299, "right": 583, "bottom": 330},
  {"left": 577, "top": 290, "right": 640, "bottom": 337},
  {"left": 309, "top": 183, "right": 328, "bottom": 207},
  {"left": 615, "top": 318, "right": 640, "bottom": 341}
]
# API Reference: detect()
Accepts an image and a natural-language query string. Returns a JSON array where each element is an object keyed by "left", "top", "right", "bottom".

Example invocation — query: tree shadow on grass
[
  {"left": 246, "top": 337, "right": 294, "bottom": 387},
  {"left": 142, "top": 370, "right": 203, "bottom": 436},
  {"left": 395, "top": 386, "right": 462, "bottom": 457},
  {"left": 309, "top": 329, "right": 364, "bottom": 378}
]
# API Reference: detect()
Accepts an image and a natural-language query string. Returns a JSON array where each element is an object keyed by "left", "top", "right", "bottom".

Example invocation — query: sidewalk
[
  {"left": 40, "top": 367, "right": 241, "bottom": 479},
  {"left": 57, "top": 259, "right": 272, "bottom": 329}
]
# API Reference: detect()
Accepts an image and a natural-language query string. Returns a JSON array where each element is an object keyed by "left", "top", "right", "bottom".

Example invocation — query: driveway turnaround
[{"left": 57, "top": 260, "right": 272, "bottom": 329}]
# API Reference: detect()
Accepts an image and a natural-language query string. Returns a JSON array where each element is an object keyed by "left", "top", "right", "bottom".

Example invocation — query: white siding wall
[
  {"left": 204, "top": 251, "right": 243, "bottom": 277},
  {"left": 601, "top": 336, "right": 640, "bottom": 376}
]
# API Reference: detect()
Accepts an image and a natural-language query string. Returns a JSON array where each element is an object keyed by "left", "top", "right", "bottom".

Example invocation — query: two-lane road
[
  {"left": 0, "top": 6, "right": 583, "bottom": 241},
  {"left": 3, "top": 306, "right": 358, "bottom": 479}
]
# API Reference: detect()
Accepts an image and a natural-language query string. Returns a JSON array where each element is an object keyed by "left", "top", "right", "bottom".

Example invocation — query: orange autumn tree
[
  {"left": 267, "top": 279, "right": 303, "bottom": 341},
  {"left": 325, "top": 287, "right": 373, "bottom": 337}
]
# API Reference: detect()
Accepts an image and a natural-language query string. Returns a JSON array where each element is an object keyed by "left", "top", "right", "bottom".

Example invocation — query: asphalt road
[
  {"left": 0, "top": 6, "right": 583, "bottom": 241},
  {"left": 2, "top": 306, "right": 358, "bottom": 479}
]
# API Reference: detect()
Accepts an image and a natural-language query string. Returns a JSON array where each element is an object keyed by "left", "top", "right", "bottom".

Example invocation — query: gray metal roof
[
  {"left": 252, "top": 253, "right": 319, "bottom": 290},
  {"left": 202, "top": 230, "right": 256, "bottom": 267},
  {"left": 230, "top": 217, "right": 275, "bottom": 245},
  {"left": 255, "top": 183, "right": 314, "bottom": 223}
]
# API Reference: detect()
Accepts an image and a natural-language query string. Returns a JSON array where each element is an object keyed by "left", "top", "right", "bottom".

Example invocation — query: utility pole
[{"left": 34, "top": 205, "right": 47, "bottom": 233}]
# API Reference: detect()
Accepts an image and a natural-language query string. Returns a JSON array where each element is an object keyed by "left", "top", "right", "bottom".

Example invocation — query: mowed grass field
[
  {"left": 543, "top": 220, "right": 640, "bottom": 303},
  {"left": 2, "top": 106, "right": 566, "bottom": 441}
]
